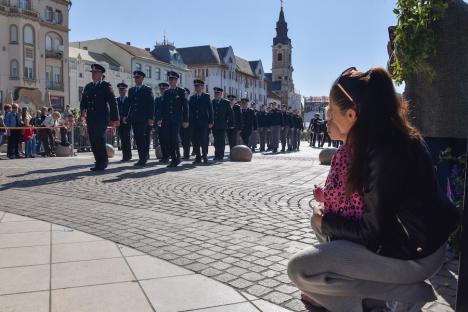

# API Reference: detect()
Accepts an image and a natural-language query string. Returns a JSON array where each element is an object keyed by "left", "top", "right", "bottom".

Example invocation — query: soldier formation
[{"left": 79, "top": 63, "right": 305, "bottom": 171}]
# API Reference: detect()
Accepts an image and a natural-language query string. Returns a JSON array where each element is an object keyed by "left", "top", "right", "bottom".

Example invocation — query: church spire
[{"left": 273, "top": 1, "right": 291, "bottom": 45}]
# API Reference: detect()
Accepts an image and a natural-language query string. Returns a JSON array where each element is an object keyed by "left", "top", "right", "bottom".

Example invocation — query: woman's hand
[
  {"left": 313, "top": 185, "right": 325, "bottom": 202},
  {"left": 312, "top": 214, "right": 323, "bottom": 228}
]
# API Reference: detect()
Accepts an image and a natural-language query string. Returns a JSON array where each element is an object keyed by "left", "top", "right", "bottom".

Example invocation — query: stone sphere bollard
[
  {"left": 106, "top": 144, "right": 115, "bottom": 158},
  {"left": 319, "top": 147, "right": 338, "bottom": 165},
  {"left": 55, "top": 144, "right": 73, "bottom": 157},
  {"left": 230, "top": 145, "right": 252, "bottom": 162},
  {"left": 155, "top": 145, "right": 163, "bottom": 159}
]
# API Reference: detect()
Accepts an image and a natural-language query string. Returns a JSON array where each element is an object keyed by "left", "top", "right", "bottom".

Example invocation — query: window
[
  {"left": 45, "top": 33, "right": 62, "bottom": 52},
  {"left": 135, "top": 63, "right": 142, "bottom": 71},
  {"left": 179, "top": 73, "right": 182, "bottom": 84},
  {"left": 206, "top": 68, "right": 209, "bottom": 76},
  {"left": 206, "top": 85, "right": 209, "bottom": 93},
  {"left": 50, "top": 96, "right": 64, "bottom": 112},
  {"left": 46, "top": 65, "right": 52, "bottom": 87},
  {"left": 278, "top": 53, "right": 283, "bottom": 62},
  {"left": 44, "top": 6, "right": 53, "bottom": 21},
  {"left": 155, "top": 68, "right": 161, "bottom": 80},
  {"left": 54, "top": 65, "right": 62, "bottom": 83},
  {"left": 10, "top": 60, "right": 19, "bottom": 78},
  {"left": 79, "top": 87, "right": 84, "bottom": 102},
  {"left": 19, "top": 0, "right": 30, "bottom": 10},
  {"left": 9, "top": 25, "right": 18, "bottom": 43},
  {"left": 24, "top": 59, "right": 34, "bottom": 79},
  {"left": 23, "top": 25, "right": 34, "bottom": 45},
  {"left": 145, "top": 65, "right": 152, "bottom": 78},
  {"left": 54, "top": 10, "right": 63, "bottom": 24},
  {"left": 79, "top": 73, "right": 83, "bottom": 78}
]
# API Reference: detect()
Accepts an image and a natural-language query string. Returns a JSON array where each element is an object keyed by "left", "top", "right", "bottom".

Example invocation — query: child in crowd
[{"left": 23, "top": 114, "right": 35, "bottom": 158}]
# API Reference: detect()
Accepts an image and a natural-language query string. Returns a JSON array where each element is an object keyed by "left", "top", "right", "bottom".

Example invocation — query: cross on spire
[{"left": 280, "top": 0, "right": 283, "bottom": 8}]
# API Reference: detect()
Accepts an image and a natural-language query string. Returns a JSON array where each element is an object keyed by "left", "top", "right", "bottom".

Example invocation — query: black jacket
[
  {"left": 159, "top": 87, "right": 189, "bottom": 124},
  {"left": 80, "top": 80, "right": 119, "bottom": 127},
  {"left": 128, "top": 85, "right": 154, "bottom": 123},
  {"left": 268, "top": 109, "right": 283, "bottom": 126},
  {"left": 189, "top": 93, "right": 213, "bottom": 127},
  {"left": 212, "top": 99, "right": 233, "bottom": 130},
  {"left": 257, "top": 111, "right": 269, "bottom": 128},
  {"left": 231, "top": 104, "right": 242, "bottom": 130},
  {"left": 309, "top": 117, "right": 322, "bottom": 132},
  {"left": 322, "top": 139, "right": 459, "bottom": 260},
  {"left": 241, "top": 108, "right": 256, "bottom": 133}
]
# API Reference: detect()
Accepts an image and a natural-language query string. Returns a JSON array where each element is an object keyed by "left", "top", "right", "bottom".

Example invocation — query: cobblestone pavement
[{"left": 0, "top": 145, "right": 459, "bottom": 312}]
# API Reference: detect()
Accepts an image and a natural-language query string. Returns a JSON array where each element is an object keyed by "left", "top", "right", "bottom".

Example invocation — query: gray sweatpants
[
  {"left": 270, "top": 125, "right": 281, "bottom": 150},
  {"left": 288, "top": 222, "right": 446, "bottom": 312}
]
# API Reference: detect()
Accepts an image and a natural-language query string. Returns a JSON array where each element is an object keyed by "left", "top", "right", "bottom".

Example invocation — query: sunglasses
[{"left": 334, "top": 67, "right": 357, "bottom": 104}]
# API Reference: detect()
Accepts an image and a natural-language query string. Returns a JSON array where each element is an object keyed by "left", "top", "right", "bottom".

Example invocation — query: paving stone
[
  {"left": 247, "top": 284, "right": 272, "bottom": 297},
  {"left": 263, "top": 291, "right": 293, "bottom": 305}
]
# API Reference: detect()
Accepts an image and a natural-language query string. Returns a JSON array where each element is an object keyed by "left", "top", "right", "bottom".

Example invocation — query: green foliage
[
  {"left": 70, "top": 108, "right": 80, "bottom": 119},
  {"left": 391, "top": 0, "right": 449, "bottom": 84}
]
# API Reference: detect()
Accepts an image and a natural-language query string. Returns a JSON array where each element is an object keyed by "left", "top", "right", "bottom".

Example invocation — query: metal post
[
  {"left": 456, "top": 142, "right": 468, "bottom": 312},
  {"left": 70, "top": 123, "right": 75, "bottom": 156}
]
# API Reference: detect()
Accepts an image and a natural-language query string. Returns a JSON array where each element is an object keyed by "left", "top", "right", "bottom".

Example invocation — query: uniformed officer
[
  {"left": 280, "top": 105, "right": 289, "bottom": 153},
  {"left": 257, "top": 104, "right": 269, "bottom": 152},
  {"left": 308, "top": 113, "right": 322, "bottom": 148},
  {"left": 128, "top": 70, "right": 154, "bottom": 167},
  {"left": 212, "top": 87, "right": 233, "bottom": 161},
  {"left": 154, "top": 82, "right": 169, "bottom": 161},
  {"left": 267, "top": 101, "right": 283, "bottom": 153},
  {"left": 249, "top": 102, "right": 259, "bottom": 152},
  {"left": 227, "top": 95, "right": 242, "bottom": 149},
  {"left": 287, "top": 107, "right": 295, "bottom": 151},
  {"left": 80, "top": 64, "right": 119, "bottom": 171},
  {"left": 179, "top": 88, "right": 192, "bottom": 160},
  {"left": 189, "top": 79, "right": 213, "bottom": 164},
  {"left": 240, "top": 98, "right": 255, "bottom": 147},
  {"left": 295, "top": 110, "right": 304, "bottom": 151},
  {"left": 116, "top": 83, "right": 131, "bottom": 161},
  {"left": 156, "top": 71, "right": 189, "bottom": 168}
]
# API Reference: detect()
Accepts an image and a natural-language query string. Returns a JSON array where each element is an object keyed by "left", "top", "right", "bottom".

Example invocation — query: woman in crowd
[{"left": 287, "top": 67, "right": 459, "bottom": 312}]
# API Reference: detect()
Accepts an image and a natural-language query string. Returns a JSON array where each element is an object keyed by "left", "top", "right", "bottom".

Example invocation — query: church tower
[{"left": 272, "top": 1, "right": 294, "bottom": 98}]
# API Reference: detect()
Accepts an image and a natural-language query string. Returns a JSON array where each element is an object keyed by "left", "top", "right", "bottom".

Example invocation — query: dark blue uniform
[
  {"left": 212, "top": 98, "right": 233, "bottom": 159},
  {"left": 128, "top": 84, "right": 154, "bottom": 165},
  {"left": 227, "top": 103, "right": 242, "bottom": 149},
  {"left": 158, "top": 87, "right": 189, "bottom": 163},
  {"left": 154, "top": 95, "right": 168, "bottom": 160},
  {"left": 80, "top": 80, "right": 119, "bottom": 168},
  {"left": 189, "top": 92, "right": 213, "bottom": 160},
  {"left": 240, "top": 108, "right": 256, "bottom": 146},
  {"left": 117, "top": 95, "right": 131, "bottom": 161}
]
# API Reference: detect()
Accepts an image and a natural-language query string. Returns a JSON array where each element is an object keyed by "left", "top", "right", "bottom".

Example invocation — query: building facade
[
  {"left": 68, "top": 47, "right": 133, "bottom": 109},
  {"left": 170, "top": 45, "right": 267, "bottom": 104},
  {"left": 265, "top": 3, "right": 302, "bottom": 111},
  {"left": 70, "top": 38, "right": 192, "bottom": 97},
  {"left": 0, "top": 0, "right": 71, "bottom": 112}
]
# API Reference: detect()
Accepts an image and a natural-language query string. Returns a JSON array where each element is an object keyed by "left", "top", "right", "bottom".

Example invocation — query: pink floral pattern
[{"left": 322, "top": 145, "right": 364, "bottom": 219}]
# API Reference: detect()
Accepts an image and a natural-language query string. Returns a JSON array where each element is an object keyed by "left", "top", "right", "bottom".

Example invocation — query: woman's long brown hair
[{"left": 329, "top": 67, "right": 422, "bottom": 194}]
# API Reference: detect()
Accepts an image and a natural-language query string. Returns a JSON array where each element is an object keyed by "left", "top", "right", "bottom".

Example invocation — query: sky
[{"left": 69, "top": 0, "right": 400, "bottom": 97}]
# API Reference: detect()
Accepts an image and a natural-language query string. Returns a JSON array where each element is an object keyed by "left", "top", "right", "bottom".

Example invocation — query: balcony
[
  {"left": 45, "top": 49, "right": 63, "bottom": 59},
  {"left": 0, "top": 1, "right": 39, "bottom": 18},
  {"left": 47, "top": 81, "right": 63, "bottom": 91}
]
